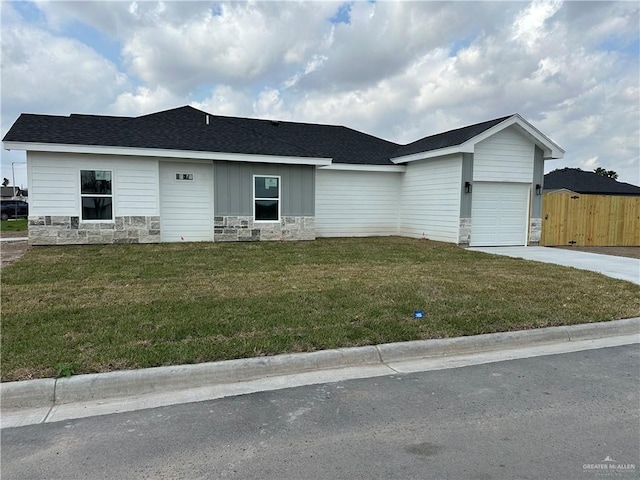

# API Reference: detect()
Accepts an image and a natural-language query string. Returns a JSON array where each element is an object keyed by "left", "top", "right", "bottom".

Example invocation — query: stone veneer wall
[
  {"left": 29, "top": 216, "right": 161, "bottom": 245},
  {"left": 458, "top": 218, "right": 471, "bottom": 245},
  {"left": 529, "top": 217, "right": 542, "bottom": 245},
  {"left": 214, "top": 216, "right": 315, "bottom": 241}
]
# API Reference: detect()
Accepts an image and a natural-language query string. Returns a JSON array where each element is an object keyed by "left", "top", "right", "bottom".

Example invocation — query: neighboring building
[
  {"left": 544, "top": 168, "right": 640, "bottom": 196},
  {"left": 2, "top": 106, "right": 564, "bottom": 246},
  {"left": 0, "top": 186, "right": 25, "bottom": 200}
]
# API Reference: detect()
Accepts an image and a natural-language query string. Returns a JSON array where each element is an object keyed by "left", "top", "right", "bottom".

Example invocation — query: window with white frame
[
  {"left": 80, "top": 170, "right": 113, "bottom": 220},
  {"left": 253, "top": 175, "right": 280, "bottom": 221}
]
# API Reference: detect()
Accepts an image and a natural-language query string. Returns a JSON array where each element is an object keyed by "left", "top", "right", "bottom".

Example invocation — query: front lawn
[{"left": 2, "top": 237, "right": 638, "bottom": 381}]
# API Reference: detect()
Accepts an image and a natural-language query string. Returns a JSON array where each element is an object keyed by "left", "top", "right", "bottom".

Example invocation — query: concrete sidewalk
[
  {"left": 468, "top": 246, "right": 640, "bottom": 285},
  {"left": 2, "top": 318, "right": 638, "bottom": 429}
]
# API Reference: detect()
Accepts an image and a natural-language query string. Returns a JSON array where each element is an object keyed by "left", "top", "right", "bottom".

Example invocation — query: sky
[{"left": 1, "top": 0, "right": 639, "bottom": 188}]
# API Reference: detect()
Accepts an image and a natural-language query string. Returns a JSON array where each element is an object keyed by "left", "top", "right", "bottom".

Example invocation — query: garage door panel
[
  {"left": 471, "top": 182, "right": 529, "bottom": 247},
  {"left": 160, "top": 162, "right": 214, "bottom": 242}
]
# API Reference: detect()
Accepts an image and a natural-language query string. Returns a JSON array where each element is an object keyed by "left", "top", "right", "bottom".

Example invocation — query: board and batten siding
[
  {"left": 27, "top": 151, "right": 159, "bottom": 217},
  {"left": 315, "top": 169, "right": 401, "bottom": 237},
  {"left": 473, "top": 126, "right": 534, "bottom": 183},
  {"left": 399, "top": 155, "right": 462, "bottom": 243},
  {"left": 214, "top": 161, "right": 314, "bottom": 216}
]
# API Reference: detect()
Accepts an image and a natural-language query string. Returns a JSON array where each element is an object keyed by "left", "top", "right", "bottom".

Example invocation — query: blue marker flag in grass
[{"left": 414, "top": 310, "right": 424, "bottom": 319}]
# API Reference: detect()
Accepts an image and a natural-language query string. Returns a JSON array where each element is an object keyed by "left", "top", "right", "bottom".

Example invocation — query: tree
[
  {"left": 593, "top": 167, "right": 618, "bottom": 180},
  {"left": 2, "top": 178, "right": 8, "bottom": 187}
]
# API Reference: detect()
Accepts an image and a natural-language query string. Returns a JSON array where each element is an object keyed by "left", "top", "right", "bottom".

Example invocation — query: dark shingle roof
[
  {"left": 391, "top": 115, "right": 512, "bottom": 158},
  {"left": 2, "top": 106, "right": 515, "bottom": 165},
  {"left": 219, "top": 116, "right": 400, "bottom": 165},
  {"left": 544, "top": 168, "right": 640, "bottom": 195},
  {"left": 3, "top": 107, "right": 322, "bottom": 159}
]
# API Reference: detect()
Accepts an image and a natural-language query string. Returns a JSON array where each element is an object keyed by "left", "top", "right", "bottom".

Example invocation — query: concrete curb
[
  {"left": 0, "top": 237, "right": 28, "bottom": 242},
  {"left": 2, "top": 318, "right": 639, "bottom": 411}
]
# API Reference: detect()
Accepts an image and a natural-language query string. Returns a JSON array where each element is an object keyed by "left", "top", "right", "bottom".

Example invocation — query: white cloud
[
  {"left": 584, "top": 156, "right": 599, "bottom": 168},
  {"left": 1, "top": 20, "right": 127, "bottom": 116},
  {"left": 119, "top": 2, "right": 337, "bottom": 95},
  {"left": 191, "top": 85, "right": 252, "bottom": 118},
  {"left": 2, "top": 1, "right": 638, "bottom": 185},
  {"left": 512, "top": 0, "right": 563, "bottom": 50},
  {"left": 109, "top": 86, "right": 183, "bottom": 116},
  {"left": 253, "top": 88, "right": 285, "bottom": 119}
]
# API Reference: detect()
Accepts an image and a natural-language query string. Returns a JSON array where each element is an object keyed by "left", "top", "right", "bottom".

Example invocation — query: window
[
  {"left": 81, "top": 170, "right": 113, "bottom": 220},
  {"left": 253, "top": 175, "right": 280, "bottom": 221}
]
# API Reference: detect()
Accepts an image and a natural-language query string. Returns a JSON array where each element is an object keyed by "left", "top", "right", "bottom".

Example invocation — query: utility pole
[{"left": 11, "top": 161, "right": 26, "bottom": 219}]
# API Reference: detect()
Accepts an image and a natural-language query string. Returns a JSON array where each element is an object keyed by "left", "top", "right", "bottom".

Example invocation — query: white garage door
[
  {"left": 159, "top": 162, "right": 214, "bottom": 242},
  {"left": 470, "top": 182, "right": 529, "bottom": 247}
]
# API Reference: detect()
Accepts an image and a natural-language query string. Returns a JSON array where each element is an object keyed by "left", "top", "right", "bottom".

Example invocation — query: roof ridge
[
  {"left": 212, "top": 113, "right": 339, "bottom": 128},
  {"left": 404, "top": 114, "right": 514, "bottom": 145},
  {"left": 70, "top": 113, "right": 132, "bottom": 119},
  {"left": 218, "top": 115, "right": 329, "bottom": 158},
  {"left": 390, "top": 114, "right": 515, "bottom": 158},
  {"left": 134, "top": 105, "right": 203, "bottom": 119}
]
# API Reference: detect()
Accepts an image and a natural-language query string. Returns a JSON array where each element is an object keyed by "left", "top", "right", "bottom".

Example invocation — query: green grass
[
  {"left": 0, "top": 218, "right": 27, "bottom": 232},
  {"left": 1, "top": 237, "right": 639, "bottom": 381}
]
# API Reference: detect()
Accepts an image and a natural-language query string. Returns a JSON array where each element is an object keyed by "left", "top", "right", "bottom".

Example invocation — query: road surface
[{"left": 2, "top": 344, "right": 639, "bottom": 479}]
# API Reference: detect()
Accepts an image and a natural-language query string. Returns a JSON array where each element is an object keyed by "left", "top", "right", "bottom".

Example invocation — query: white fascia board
[
  {"left": 390, "top": 145, "right": 469, "bottom": 164},
  {"left": 319, "top": 163, "right": 406, "bottom": 172},
  {"left": 3, "top": 142, "right": 333, "bottom": 166},
  {"left": 461, "top": 115, "right": 565, "bottom": 159},
  {"left": 390, "top": 114, "right": 565, "bottom": 164}
]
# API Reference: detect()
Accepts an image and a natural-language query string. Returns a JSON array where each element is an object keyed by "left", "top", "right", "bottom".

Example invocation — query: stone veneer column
[
  {"left": 214, "top": 216, "right": 315, "bottom": 242},
  {"left": 458, "top": 218, "right": 472, "bottom": 246},
  {"left": 28, "top": 216, "right": 161, "bottom": 245},
  {"left": 529, "top": 217, "right": 542, "bottom": 245}
]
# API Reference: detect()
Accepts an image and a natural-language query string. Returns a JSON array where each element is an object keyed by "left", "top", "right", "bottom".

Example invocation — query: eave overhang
[
  {"left": 390, "top": 114, "right": 565, "bottom": 164},
  {"left": 319, "top": 163, "right": 406, "bottom": 172},
  {"left": 2, "top": 142, "right": 333, "bottom": 167}
]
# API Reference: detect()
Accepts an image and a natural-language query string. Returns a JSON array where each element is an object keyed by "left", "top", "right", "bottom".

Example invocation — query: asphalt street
[{"left": 2, "top": 344, "right": 639, "bottom": 480}]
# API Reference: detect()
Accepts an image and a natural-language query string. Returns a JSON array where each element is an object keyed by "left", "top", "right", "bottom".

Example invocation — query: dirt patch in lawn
[
  {"left": 0, "top": 231, "right": 29, "bottom": 268},
  {"left": 551, "top": 246, "right": 640, "bottom": 259},
  {"left": 0, "top": 230, "right": 28, "bottom": 239},
  {"left": 1, "top": 240, "right": 29, "bottom": 269}
]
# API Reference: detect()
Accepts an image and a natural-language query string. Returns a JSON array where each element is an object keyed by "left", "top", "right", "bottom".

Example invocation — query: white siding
[
  {"left": 159, "top": 162, "right": 214, "bottom": 242},
  {"left": 115, "top": 164, "right": 159, "bottom": 216},
  {"left": 27, "top": 152, "right": 159, "bottom": 217},
  {"left": 399, "top": 155, "right": 462, "bottom": 243},
  {"left": 315, "top": 170, "right": 401, "bottom": 237},
  {"left": 473, "top": 126, "right": 534, "bottom": 182},
  {"left": 28, "top": 152, "right": 78, "bottom": 215}
]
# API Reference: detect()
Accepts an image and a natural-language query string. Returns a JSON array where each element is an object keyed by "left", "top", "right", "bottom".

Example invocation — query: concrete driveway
[{"left": 468, "top": 246, "right": 640, "bottom": 285}]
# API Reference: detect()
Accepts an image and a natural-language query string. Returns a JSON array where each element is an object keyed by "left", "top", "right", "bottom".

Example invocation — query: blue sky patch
[
  {"left": 60, "top": 21, "right": 122, "bottom": 67},
  {"left": 11, "top": 0, "right": 45, "bottom": 24},
  {"left": 598, "top": 37, "right": 639, "bottom": 58},
  {"left": 330, "top": 3, "right": 352, "bottom": 25},
  {"left": 210, "top": 3, "right": 223, "bottom": 17},
  {"left": 449, "top": 36, "right": 477, "bottom": 57}
]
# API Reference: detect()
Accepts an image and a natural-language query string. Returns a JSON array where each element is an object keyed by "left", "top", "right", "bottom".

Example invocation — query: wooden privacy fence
[{"left": 541, "top": 192, "right": 640, "bottom": 246}]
